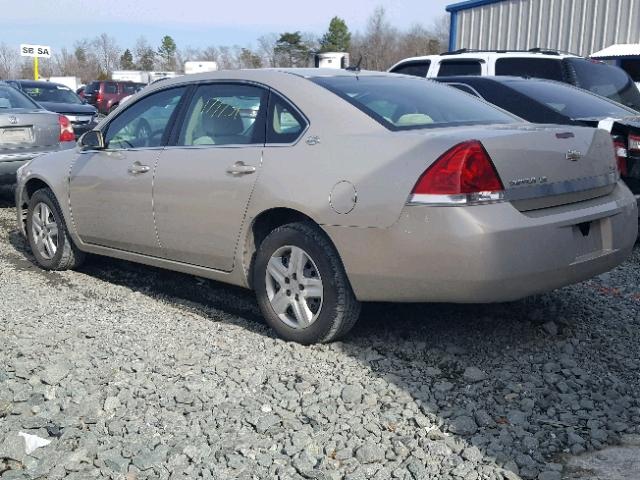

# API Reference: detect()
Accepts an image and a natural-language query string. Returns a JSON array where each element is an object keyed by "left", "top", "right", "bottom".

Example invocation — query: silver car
[
  {"left": 0, "top": 82, "right": 75, "bottom": 184},
  {"left": 15, "top": 70, "right": 638, "bottom": 343}
]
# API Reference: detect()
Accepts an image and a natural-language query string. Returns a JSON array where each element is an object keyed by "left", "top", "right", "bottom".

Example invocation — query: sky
[{"left": 0, "top": 0, "right": 452, "bottom": 52}]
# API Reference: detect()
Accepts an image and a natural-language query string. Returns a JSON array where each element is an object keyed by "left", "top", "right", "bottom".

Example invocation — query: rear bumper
[
  {"left": 0, "top": 143, "right": 75, "bottom": 184},
  {"left": 325, "top": 182, "right": 638, "bottom": 303}
]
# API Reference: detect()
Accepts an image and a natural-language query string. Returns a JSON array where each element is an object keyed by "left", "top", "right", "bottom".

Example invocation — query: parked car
[
  {"left": 389, "top": 49, "right": 640, "bottom": 111},
  {"left": 15, "top": 70, "right": 638, "bottom": 343},
  {"left": 8, "top": 80, "right": 98, "bottom": 139},
  {"left": 82, "top": 80, "right": 145, "bottom": 115},
  {"left": 0, "top": 82, "right": 76, "bottom": 185},
  {"left": 434, "top": 76, "right": 640, "bottom": 206}
]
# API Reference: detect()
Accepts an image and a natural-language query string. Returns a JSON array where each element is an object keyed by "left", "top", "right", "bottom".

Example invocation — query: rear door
[
  {"left": 152, "top": 82, "right": 268, "bottom": 271},
  {"left": 69, "top": 86, "right": 187, "bottom": 254}
]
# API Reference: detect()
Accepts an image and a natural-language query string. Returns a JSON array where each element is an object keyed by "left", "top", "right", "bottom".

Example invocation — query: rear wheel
[
  {"left": 26, "top": 189, "right": 85, "bottom": 271},
  {"left": 254, "top": 222, "right": 361, "bottom": 344}
]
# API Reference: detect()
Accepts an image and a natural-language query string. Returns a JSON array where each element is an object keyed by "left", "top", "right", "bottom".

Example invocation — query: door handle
[
  {"left": 226, "top": 161, "right": 256, "bottom": 176},
  {"left": 128, "top": 162, "right": 150, "bottom": 175}
]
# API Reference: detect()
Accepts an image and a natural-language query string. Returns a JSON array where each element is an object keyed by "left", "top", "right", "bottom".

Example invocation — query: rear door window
[
  {"left": 390, "top": 61, "right": 431, "bottom": 78},
  {"left": 495, "top": 58, "right": 564, "bottom": 81},
  {"left": 177, "top": 83, "right": 267, "bottom": 146},
  {"left": 266, "top": 92, "right": 307, "bottom": 144},
  {"left": 437, "top": 60, "right": 482, "bottom": 77},
  {"left": 84, "top": 82, "right": 100, "bottom": 95},
  {"left": 104, "top": 83, "right": 117, "bottom": 94},
  {"left": 123, "top": 84, "right": 138, "bottom": 95}
]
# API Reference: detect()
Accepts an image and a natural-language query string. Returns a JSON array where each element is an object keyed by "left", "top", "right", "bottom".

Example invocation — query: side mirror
[{"left": 79, "top": 130, "right": 105, "bottom": 150}]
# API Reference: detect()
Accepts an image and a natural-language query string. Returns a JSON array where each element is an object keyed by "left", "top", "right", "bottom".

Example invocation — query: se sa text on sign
[{"left": 20, "top": 44, "right": 51, "bottom": 58}]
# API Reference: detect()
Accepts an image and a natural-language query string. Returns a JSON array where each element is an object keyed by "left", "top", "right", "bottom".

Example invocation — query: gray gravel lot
[{"left": 0, "top": 186, "right": 639, "bottom": 480}]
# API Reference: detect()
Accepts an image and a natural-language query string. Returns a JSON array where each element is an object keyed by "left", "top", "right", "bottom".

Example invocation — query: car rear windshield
[
  {"left": 495, "top": 57, "right": 564, "bottom": 81},
  {"left": 22, "top": 84, "right": 82, "bottom": 105},
  {"left": 564, "top": 58, "right": 640, "bottom": 112},
  {"left": 310, "top": 75, "right": 516, "bottom": 130},
  {"left": 0, "top": 85, "right": 39, "bottom": 109},
  {"left": 506, "top": 79, "right": 636, "bottom": 120},
  {"left": 84, "top": 82, "right": 100, "bottom": 94}
]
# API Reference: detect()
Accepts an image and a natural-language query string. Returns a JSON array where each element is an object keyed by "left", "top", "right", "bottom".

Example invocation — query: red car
[{"left": 83, "top": 81, "right": 145, "bottom": 115}]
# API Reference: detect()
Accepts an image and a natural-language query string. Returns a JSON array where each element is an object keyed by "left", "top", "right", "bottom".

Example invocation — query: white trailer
[
  {"left": 47, "top": 76, "right": 81, "bottom": 90},
  {"left": 314, "top": 52, "right": 349, "bottom": 69},
  {"left": 184, "top": 61, "right": 218, "bottom": 75},
  {"left": 112, "top": 70, "right": 150, "bottom": 83}
]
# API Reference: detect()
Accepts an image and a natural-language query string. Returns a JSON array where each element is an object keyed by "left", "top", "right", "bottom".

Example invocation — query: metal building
[{"left": 447, "top": 0, "right": 640, "bottom": 56}]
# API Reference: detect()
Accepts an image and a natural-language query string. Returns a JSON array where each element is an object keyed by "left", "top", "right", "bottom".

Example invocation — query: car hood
[{"left": 38, "top": 102, "right": 97, "bottom": 116}]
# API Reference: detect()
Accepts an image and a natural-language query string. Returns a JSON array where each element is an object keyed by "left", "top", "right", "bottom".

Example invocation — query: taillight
[
  {"left": 58, "top": 115, "right": 75, "bottom": 142},
  {"left": 613, "top": 138, "right": 628, "bottom": 176},
  {"left": 409, "top": 140, "right": 505, "bottom": 205},
  {"left": 628, "top": 133, "right": 640, "bottom": 153},
  {"left": 96, "top": 92, "right": 103, "bottom": 103}
]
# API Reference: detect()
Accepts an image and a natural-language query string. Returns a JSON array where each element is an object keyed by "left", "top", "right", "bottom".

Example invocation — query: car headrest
[{"left": 201, "top": 100, "right": 243, "bottom": 136}]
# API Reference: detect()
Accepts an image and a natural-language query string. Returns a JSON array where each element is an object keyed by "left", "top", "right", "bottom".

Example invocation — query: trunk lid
[
  {"left": 473, "top": 124, "right": 617, "bottom": 211},
  {"left": 0, "top": 109, "right": 61, "bottom": 159}
]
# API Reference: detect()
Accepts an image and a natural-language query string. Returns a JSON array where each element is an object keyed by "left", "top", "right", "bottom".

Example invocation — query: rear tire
[
  {"left": 26, "top": 188, "right": 85, "bottom": 271},
  {"left": 254, "top": 222, "right": 361, "bottom": 344}
]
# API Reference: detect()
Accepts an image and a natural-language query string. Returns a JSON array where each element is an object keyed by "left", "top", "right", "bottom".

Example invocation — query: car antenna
[{"left": 346, "top": 55, "right": 363, "bottom": 72}]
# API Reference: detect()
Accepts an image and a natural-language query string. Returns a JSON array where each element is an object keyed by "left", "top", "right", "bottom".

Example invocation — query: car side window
[
  {"left": 267, "top": 92, "right": 307, "bottom": 144},
  {"left": 438, "top": 60, "right": 482, "bottom": 77},
  {"left": 104, "top": 87, "right": 186, "bottom": 149},
  {"left": 390, "top": 61, "right": 431, "bottom": 77},
  {"left": 495, "top": 58, "right": 564, "bottom": 81},
  {"left": 177, "top": 83, "right": 267, "bottom": 146},
  {"left": 105, "top": 82, "right": 118, "bottom": 94}
]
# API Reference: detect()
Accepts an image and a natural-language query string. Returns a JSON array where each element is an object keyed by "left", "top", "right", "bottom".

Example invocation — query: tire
[
  {"left": 109, "top": 104, "right": 118, "bottom": 114},
  {"left": 254, "top": 222, "right": 361, "bottom": 344},
  {"left": 26, "top": 188, "right": 85, "bottom": 271}
]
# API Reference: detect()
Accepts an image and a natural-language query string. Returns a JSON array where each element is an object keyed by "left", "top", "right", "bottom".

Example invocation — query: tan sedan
[{"left": 15, "top": 70, "right": 638, "bottom": 343}]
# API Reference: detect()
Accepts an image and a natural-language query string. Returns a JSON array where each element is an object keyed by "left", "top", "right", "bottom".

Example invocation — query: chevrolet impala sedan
[{"left": 15, "top": 70, "right": 638, "bottom": 343}]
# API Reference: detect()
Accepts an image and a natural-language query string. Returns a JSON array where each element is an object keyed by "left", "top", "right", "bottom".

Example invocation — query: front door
[
  {"left": 153, "top": 82, "right": 268, "bottom": 271},
  {"left": 69, "top": 86, "right": 186, "bottom": 255}
]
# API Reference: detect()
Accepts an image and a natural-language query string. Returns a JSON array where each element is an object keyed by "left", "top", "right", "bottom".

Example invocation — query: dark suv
[{"left": 83, "top": 81, "right": 145, "bottom": 114}]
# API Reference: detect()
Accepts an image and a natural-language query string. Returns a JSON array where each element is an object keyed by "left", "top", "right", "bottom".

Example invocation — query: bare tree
[
  {"left": 349, "top": 7, "right": 399, "bottom": 71},
  {"left": 431, "top": 14, "right": 450, "bottom": 51},
  {"left": 0, "top": 42, "right": 19, "bottom": 79},
  {"left": 201, "top": 46, "right": 219, "bottom": 62},
  {"left": 53, "top": 47, "right": 79, "bottom": 76},
  {"left": 257, "top": 33, "right": 278, "bottom": 67},
  {"left": 93, "top": 33, "right": 120, "bottom": 76},
  {"left": 134, "top": 37, "right": 156, "bottom": 71},
  {"left": 399, "top": 24, "right": 440, "bottom": 59}
]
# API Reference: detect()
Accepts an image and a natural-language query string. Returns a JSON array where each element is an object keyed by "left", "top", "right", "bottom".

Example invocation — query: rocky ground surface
[{"left": 0, "top": 186, "right": 639, "bottom": 480}]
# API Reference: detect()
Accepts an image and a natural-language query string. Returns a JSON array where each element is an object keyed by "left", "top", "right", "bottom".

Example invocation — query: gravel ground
[{"left": 0, "top": 186, "right": 639, "bottom": 480}]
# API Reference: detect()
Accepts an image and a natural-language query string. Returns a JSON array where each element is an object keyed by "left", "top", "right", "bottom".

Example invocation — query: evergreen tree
[
  {"left": 120, "top": 49, "right": 135, "bottom": 69},
  {"left": 274, "top": 32, "right": 310, "bottom": 67},
  {"left": 320, "top": 17, "right": 351, "bottom": 52},
  {"left": 157, "top": 35, "right": 177, "bottom": 70}
]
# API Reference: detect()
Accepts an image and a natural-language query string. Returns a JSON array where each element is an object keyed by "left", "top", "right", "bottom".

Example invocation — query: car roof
[
  {"left": 13, "top": 80, "right": 71, "bottom": 89},
  {"left": 393, "top": 51, "right": 578, "bottom": 63},
  {"left": 146, "top": 68, "right": 399, "bottom": 92}
]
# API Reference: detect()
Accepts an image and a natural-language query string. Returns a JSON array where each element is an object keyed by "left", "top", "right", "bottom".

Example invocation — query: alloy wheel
[
  {"left": 31, "top": 202, "right": 59, "bottom": 260},
  {"left": 265, "top": 245, "right": 324, "bottom": 329}
]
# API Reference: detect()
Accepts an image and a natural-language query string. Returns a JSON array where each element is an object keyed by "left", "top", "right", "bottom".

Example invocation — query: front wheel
[
  {"left": 26, "top": 188, "right": 85, "bottom": 271},
  {"left": 254, "top": 222, "right": 361, "bottom": 344}
]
